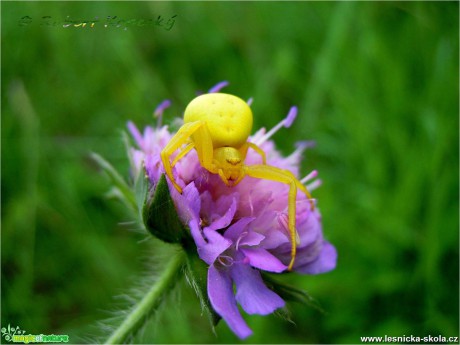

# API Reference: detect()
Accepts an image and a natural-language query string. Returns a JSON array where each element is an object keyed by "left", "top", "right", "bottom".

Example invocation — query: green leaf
[
  {"left": 184, "top": 250, "right": 221, "bottom": 327},
  {"left": 142, "top": 174, "right": 189, "bottom": 244},
  {"left": 262, "top": 273, "right": 325, "bottom": 313}
]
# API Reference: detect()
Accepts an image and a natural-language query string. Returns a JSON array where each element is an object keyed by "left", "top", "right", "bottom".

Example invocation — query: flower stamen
[
  {"left": 217, "top": 255, "right": 234, "bottom": 267},
  {"left": 154, "top": 99, "right": 172, "bottom": 128},
  {"left": 277, "top": 212, "right": 300, "bottom": 245},
  {"left": 301, "top": 170, "right": 322, "bottom": 192},
  {"left": 208, "top": 81, "right": 229, "bottom": 93},
  {"left": 253, "top": 106, "right": 298, "bottom": 146},
  {"left": 235, "top": 231, "right": 248, "bottom": 251},
  {"left": 248, "top": 191, "right": 254, "bottom": 216},
  {"left": 306, "top": 179, "right": 322, "bottom": 191},
  {"left": 300, "top": 170, "right": 318, "bottom": 184}
]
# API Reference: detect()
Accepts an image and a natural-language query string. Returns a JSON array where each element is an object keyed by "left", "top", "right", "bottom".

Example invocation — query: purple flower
[{"left": 128, "top": 85, "right": 337, "bottom": 339}]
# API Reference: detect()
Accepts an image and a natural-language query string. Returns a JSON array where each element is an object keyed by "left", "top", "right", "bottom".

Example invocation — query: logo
[
  {"left": 1, "top": 325, "right": 26, "bottom": 341},
  {"left": 1, "top": 324, "right": 69, "bottom": 344}
]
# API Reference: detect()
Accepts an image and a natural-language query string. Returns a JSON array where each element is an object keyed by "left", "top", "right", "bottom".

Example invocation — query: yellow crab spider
[{"left": 160, "top": 93, "right": 315, "bottom": 271}]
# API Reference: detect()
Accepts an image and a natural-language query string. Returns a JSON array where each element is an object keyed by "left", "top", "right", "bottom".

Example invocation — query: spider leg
[
  {"left": 217, "top": 169, "right": 230, "bottom": 185},
  {"left": 191, "top": 122, "right": 215, "bottom": 172},
  {"left": 239, "top": 142, "right": 267, "bottom": 164},
  {"left": 171, "top": 141, "right": 195, "bottom": 167},
  {"left": 294, "top": 179, "right": 315, "bottom": 211},
  {"left": 233, "top": 173, "right": 245, "bottom": 186},
  {"left": 161, "top": 121, "right": 206, "bottom": 193},
  {"left": 243, "top": 164, "right": 314, "bottom": 271}
]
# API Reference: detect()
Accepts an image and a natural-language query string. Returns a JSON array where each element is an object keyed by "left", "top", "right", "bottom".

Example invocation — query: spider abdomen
[{"left": 184, "top": 93, "right": 253, "bottom": 148}]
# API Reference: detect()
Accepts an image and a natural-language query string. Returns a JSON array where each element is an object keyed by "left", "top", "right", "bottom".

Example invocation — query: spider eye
[{"left": 226, "top": 157, "right": 241, "bottom": 165}]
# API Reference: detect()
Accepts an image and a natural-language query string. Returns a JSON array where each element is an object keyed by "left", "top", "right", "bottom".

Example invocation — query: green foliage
[{"left": 2, "top": 1, "right": 458, "bottom": 344}]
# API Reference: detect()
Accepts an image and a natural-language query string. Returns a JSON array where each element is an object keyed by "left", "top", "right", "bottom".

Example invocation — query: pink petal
[
  {"left": 202, "top": 232, "right": 232, "bottom": 266},
  {"left": 207, "top": 197, "right": 237, "bottom": 231},
  {"left": 189, "top": 219, "right": 206, "bottom": 248},
  {"left": 297, "top": 211, "right": 322, "bottom": 248},
  {"left": 241, "top": 248, "right": 287, "bottom": 273},
  {"left": 260, "top": 228, "right": 289, "bottom": 249},
  {"left": 231, "top": 264, "right": 285, "bottom": 315},
  {"left": 239, "top": 231, "right": 265, "bottom": 247},
  {"left": 144, "top": 154, "right": 162, "bottom": 183},
  {"left": 189, "top": 220, "right": 232, "bottom": 265},
  {"left": 208, "top": 265, "right": 252, "bottom": 339},
  {"left": 224, "top": 217, "right": 255, "bottom": 242},
  {"left": 295, "top": 241, "right": 337, "bottom": 274},
  {"left": 173, "top": 182, "right": 200, "bottom": 225}
]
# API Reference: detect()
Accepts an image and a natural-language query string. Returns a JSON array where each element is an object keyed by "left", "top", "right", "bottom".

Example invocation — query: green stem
[{"left": 105, "top": 251, "right": 185, "bottom": 344}]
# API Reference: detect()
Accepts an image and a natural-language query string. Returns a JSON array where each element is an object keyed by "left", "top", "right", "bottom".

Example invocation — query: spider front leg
[
  {"left": 243, "top": 164, "right": 314, "bottom": 271},
  {"left": 240, "top": 142, "right": 267, "bottom": 164},
  {"left": 171, "top": 142, "right": 195, "bottom": 167},
  {"left": 161, "top": 121, "right": 206, "bottom": 193},
  {"left": 190, "top": 122, "right": 216, "bottom": 173},
  {"left": 161, "top": 120, "right": 217, "bottom": 193}
]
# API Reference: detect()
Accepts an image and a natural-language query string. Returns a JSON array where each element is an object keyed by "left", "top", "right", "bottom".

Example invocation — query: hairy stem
[{"left": 105, "top": 251, "right": 185, "bottom": 344}]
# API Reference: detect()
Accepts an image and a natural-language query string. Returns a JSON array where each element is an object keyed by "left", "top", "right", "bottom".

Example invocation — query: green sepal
[
  {"left": 184, "top": 249, "right": 221, "bottom": 327},
  {"left": 91, "top": 152, "right": 137, "bottom": 214},
  {"left": 134, "top": 167, "right": 148, "bottom": 222},
  {"left": 262, "top": 273, "right": 325, "bottom": 313},
  {"left": 142, "top": 174, "right": 189, "bottom": 244}
]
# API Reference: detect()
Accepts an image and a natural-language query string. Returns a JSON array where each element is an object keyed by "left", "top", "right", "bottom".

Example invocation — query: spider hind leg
[{"left": 243, "top": 164, "right": 314, "bottom": 271}]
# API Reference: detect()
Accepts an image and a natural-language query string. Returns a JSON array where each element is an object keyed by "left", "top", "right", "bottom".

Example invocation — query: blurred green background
[{"left": 2, "top": 1, "right": 458, "bottom": 343}]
